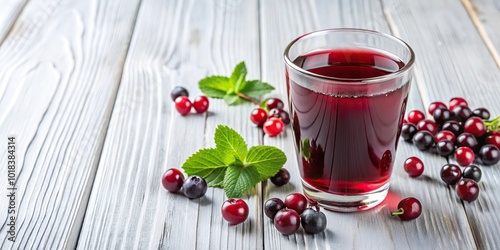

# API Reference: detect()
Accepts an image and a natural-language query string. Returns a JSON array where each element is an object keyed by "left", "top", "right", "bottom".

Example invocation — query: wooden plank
[
  {"left": 0, "top": 0, "right": 141, "bottom": 249},
  {"left": 260, "top": 0, "right": 476, "bottom": 249},
  {"left": 383, "top": 0, "right": 500, "bottom": 249},
  {"left": 463, "top": 0, "right": 500, "bottom": 67},
  {"left": 0, "top": 0, "right": 28, "bottom": 42},
  {"left": 77, "top": 0, "right": 263, "bottom": 249}
]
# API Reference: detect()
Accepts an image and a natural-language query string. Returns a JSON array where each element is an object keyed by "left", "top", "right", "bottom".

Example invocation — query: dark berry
[
  {"left": 401, "top": 123, "right": 418, "bottom": 141},
  {"left": 407, "top": 110, "right": 425, "bottom": 125},
  {"left": 412, "top": 131, "right": 435, "bottom": 151},
  {"left": 442, "top": 120, "right": 463, "bottom": 137},
  {"left": 449, "top": 97, "right": 468, "bottom": 111},
  {"left": 170, "top": 86, "right": 189, "bottom": 101},
  {"left": 464, "top": 117, "right": 486, "bottom": 138},
  {"left": 300, "top": 208, "right": 327, "bottom": 234},
  {"left": 221, "top": 199, "right": 249, "bottom": 225},
  {"left": 268, "top": 108, "right": 291, "bottom": 125},
  {"left": 485, "top": 131, "right": 500, "bottom": 148},
  {"left": 478, "top": 144, "right": 500, "bottom": 166},
  {"left": 264, "top": 198, "right": 286, "bottom": 220},
  {"left": 175, "top": 96, "right": 192, "bottom": 115},
  {"left": 472, "top": 108, "right": 490, "bottom": 120},
  {"left": 463, "top": 165, "right": 482, "bottom": 182},
  {"left": 433, "top": 108, "right": 453, "bottom": 125},
  {"left": 455, "top": 147, "right": 475, "bottom": 167},
  {"left": 274, "top": 208, "right": 300, "bottom": 235},
  {"left": 391, "top": 197, "right": 422, "bottom": 221},
  {"left": 456, "top": 178, "right": 479, "bottom": 202},
  {"left": 428, "top": 101, "right": 447, "bottom": 116},
  {"left": 440, "top": 164, "right": 462, "bottom": 185},
  {"left": 192, "top": 95, "right": 209, "bottom": 113},
  {"left": 250, "top": 108, "right": 268, "bottom": 127},
  {"left": 404, "top": 157, "right": 424, "bottom": 177},
  {"left": 417, "top": 119, "right": 438, "bottom": 135},
  {"left": 266, "top": 98, "right": 284, "bottom": 110},
  {"left": 270, "top": 168, "right": 290, "bottom": 186},
  {"left": 182, "top": 175, "right": 207, "bottom": 199},
  {"left": 284, "top": 193, "right": 308, "bottom": 215},
  {"left": 436, "top": 140, "right": 455, "bottom": 157},
  {"left": 161, "top": 168, "right": 185, "bottom": 193},
  {"left": 452, "top": 105, "right": 472, "bottom": 123},
  {"left": 456, "top": 133, "right": 478, "bottom": 150},
  {"left": 435, "top": 130, "right": 456, "bottom": 143},
  {"left": 263, "top": 117, "right": 285, "bottom": 137}
]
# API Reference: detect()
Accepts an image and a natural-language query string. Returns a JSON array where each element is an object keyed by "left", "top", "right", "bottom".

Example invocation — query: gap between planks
[{"left": 461, "top": 0, "right": 500, "bottom": 68}]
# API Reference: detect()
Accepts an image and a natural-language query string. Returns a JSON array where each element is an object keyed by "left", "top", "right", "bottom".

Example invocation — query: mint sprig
[
  {"left": 198, "top": 62, "right": 275, "bottom": 105},
  {"left": 182, "top": 125, "right": 287, "bottom": 198}
]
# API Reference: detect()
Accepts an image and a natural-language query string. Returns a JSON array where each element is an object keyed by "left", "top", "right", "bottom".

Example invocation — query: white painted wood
[
  {"left": 383, "top": 0, "right": 500, "bottom": 248},
  {"left": 0, "top": 0, "right": 28, "bottom": 42},
  {"left": 261, "top": 0, "right": 477, "bottom": 249},
  {"left": 0, "top": 0, "right": 141, "bottom": 249},
  {"left": 78, "top": 0, "right": 264, "bottom": 249}
]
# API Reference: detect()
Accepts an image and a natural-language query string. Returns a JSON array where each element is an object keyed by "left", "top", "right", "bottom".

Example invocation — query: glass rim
[{"left": 283, "top": 28, "right": 415, "bottom": 83}]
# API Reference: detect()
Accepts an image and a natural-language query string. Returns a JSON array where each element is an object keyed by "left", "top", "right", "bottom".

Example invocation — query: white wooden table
[{"left": 1, "top": 0, "right": 500, "bottom": 249}]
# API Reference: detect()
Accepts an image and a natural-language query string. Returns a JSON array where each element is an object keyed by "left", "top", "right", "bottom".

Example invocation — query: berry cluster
[
  {"left": 440, "top": 164, "right": 481, "bottom": 202},
  {"left": 162, "top": 168, "right": 207, "bottom": 199},
  {"left": 401, "top": 97, "right": 500, "bottom": 166},
  {"left": 264, "top": 193, "right": 327, "bottom": 235},
  {"left": 250, "top": 98, "right": 290, "bottom": 137},
  {"left": 171, "top": 86, "right": 210, "bottom": 115}
]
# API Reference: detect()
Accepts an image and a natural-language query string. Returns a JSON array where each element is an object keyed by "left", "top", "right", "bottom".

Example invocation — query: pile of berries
[
  {"left": 403, "top": 156, "right": 481, "bottom": 202},
  {"left": 250, "top": 98, "right": 290, "bottom": 137},
  {"left": 162, "top": 168, "right": 207, "bottom": 199},
  {"left": 171, "top": 86, "right": 210, "bottom": 115},
  {"left": 264, "top": 193, "right": 327, "bottom": 235},
  {"left": 401, "top": 97, "right": 500, "bottom": 166}
]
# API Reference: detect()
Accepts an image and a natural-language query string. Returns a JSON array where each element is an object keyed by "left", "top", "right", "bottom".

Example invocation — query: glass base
[{"left": 301, "top": 180, "right": 389, "bottom": 212}]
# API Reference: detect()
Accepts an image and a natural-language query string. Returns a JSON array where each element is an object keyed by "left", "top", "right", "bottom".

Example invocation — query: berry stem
[
  {"left": 484, "top": 116, "right": 500, "bottom": 132},
  {"left": 391, "top": 208, "right": 405, "bottom": 216},
  {"left": 237, "top": 92, "right": 260, "bottom": 105}
]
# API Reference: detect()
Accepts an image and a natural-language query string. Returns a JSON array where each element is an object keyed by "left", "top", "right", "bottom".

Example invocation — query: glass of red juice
[{"left": 284, "top": 29, "right": 415, "bottom": 212}]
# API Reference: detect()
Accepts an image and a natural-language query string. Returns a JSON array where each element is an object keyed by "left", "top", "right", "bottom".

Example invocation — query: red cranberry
[
  {"left": 436, "top": 140, "right": 455, "bottom": 157},
  {"left": 428, "top": 101, "right": 447, "bottom": 116},
  {"left": 440, "top": 164, "right": 462, "bottom": 185},
  {"left": 162, "top": 168, "right": 185, "bottom": 192},
  {"left": 464, "top": 117, "right": 486, "bottom": 137},
  {"left": 435, "top": 130, "right": 456, "bottom": 143},
  {"left": 417, "top": 119, "right": 438, "bottom": 135},
  {"left": 263, "top": 118, "right": 285, "bottom": 137},
  {"left": 485, "top": 131, "right": 500, "bottom": 148},
  {"left": 250, "top": 108, "right": 268, "bottom": 127},
  {"left": 192, "top": 95, "right": 209, "bottom": 113},
  {"left": 456, "top": 133, "right": 478, "bottom": 150},
  {"left": 284, "top": 193, "right": 308, "bottom": 215},
  {"left": 452, "top": 105, "right": 472, "bottom": 123},
  {"left": 266, "top": 98, "right": 284, "bottom": 110},
  {"left": 404, "top": 157, "right": 424, "bottom": 177},
  {"left": 391, "top": 197, "right": 422, "bottom": 221},
  {"left": 456, "top": 178, "right": 479, "bottom": 202},
  {"left": 274, "top": 209, "right": 300, "bottom": 235},
  {"left": 449, "top": 97, "right": 468, "bottom": 111},
  {"left": 455, "top": 147, "right": 475, "bottom": 167},
  {"left": 407, "top": 110, "right": 425, "bottom": 125},
  {"left": 221, "top": 199, "right": 249, "bottom": 225},
  {"left": 175, "top": 96, "right": 192, "bottom": 115}
]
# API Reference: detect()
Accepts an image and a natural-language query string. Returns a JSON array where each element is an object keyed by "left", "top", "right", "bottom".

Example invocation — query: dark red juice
[{"left": 288, "top": 48, "right": 409, "bottom": 194}]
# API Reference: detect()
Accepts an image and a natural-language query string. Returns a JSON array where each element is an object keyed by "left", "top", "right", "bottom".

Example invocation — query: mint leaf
[
  {"left": 182, "top": 148, "right": 227, "bottom": 180},
  {"left": 223, "top": 164, "right": 261, "bottom": 198},
  {"left": 215, "top": 125, "right": 248, "bottom": 164},
  {"left": 199, "top": 76, "right": 232, "bottom": 98},
  {"left": 302, "top": 137, "right": 310, "bottom": 159},
  {"left": 240, "top": 80, "right": 275, "bottom": 98},
  {"left": 246, "top": 145, "right": 287, "bottom": 180},
  {"left": 223, "top": 93, "right": 243, "bottom": 105},
  {"left": 230, "top": 62, "right": 247, "bottom": 92}
]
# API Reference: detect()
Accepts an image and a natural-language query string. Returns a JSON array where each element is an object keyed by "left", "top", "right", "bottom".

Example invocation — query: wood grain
[
  {"left": 0, "top": 0, "right": 141, "bottom": 248},
  {"left": 77, "top": 0, "right": 264, "bottom": 249},
  {"left": 0, "top": 0, "right": 28, "bottom": 43},
  {"left": 260, "top": 0, "right": 477, "bottom": 249},
  {"left": 383, "top": 0, "right": 500, "bottom": 248}
]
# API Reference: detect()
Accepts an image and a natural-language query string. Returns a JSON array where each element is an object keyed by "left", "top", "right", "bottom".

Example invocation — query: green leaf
[
  {"left": 230, "top": 62, "right": 247, "bottom": 92},
  {"left": 199, "top": 76, "right": 232, "bottom": 98},
  {"left": 245, "top": 145, "right": 287, "bottom": 180},
  {"left": 223, "top": 164, "right": 261, "bottom": 198},
  {"left": 214, "top": 125, "right": 248, "bottom": 164},
  {"left": 182, "top": 148, "right": 227, "bottom": 175},
  {"left": 223, "top": 93, "right": 243, "bottom": 105},
  {"left": 205, "top": 168, "right": 226, "bottom": 187},
  {"left": 302, "top": 137, "right": 310, "bottom": 159},
  {"left": 240, "top": 80, "right": 275, "bottom": 98}
]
